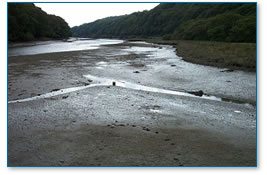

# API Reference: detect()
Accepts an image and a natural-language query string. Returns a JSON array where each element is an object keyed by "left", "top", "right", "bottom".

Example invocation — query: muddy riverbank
[{"left": 8, "top": 40, "right": 256, "bottom": 166}]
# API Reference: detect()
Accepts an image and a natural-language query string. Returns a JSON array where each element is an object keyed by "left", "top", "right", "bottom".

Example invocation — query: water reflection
[{"left": 8, "top": 38, "right": 123, "bottom": 57}]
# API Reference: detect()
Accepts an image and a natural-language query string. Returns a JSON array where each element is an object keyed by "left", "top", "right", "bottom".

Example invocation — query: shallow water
[{"left": 8, "top": 38, "right": 123, "bottom": 57}]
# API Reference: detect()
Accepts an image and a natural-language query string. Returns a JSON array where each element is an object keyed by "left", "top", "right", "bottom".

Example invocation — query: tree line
[
  {"left": 8, "top": 3, "right": 71, "bottom": 41},
  {"left": 72, "top": 3, "right": 256, "bottom": 43}
]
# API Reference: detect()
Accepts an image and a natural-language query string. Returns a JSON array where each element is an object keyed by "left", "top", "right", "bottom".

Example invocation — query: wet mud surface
[{"left": 8, "top": 40, "right": 256, "bottom": 166}]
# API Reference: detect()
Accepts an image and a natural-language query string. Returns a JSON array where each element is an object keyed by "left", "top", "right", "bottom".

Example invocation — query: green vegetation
[
  {"left": 129, "top": 38, "right": 256, "bottom": 71},
  {"left": 72, "top": 3, "right": 256, "bottom": 43},
  {"left": 8, "top": 3, "right": 71, "bottom": 41},
  {"left": 175, "top": 40, "right": 256, "bottom": 71}
]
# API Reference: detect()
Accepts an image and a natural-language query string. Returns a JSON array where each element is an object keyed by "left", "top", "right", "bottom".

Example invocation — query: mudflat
[{"left": 8, "top": 41, "right": 256, "bottom": 166}]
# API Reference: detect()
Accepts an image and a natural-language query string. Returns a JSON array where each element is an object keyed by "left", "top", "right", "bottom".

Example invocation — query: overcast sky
[{"left": 35, "top": 3, "right": 159, "bottom": 27}]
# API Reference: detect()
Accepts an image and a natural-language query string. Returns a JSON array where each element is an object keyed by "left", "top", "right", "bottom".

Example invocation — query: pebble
[
  {"left": 143, "top": 127, "right": 150, "bottom": 131},
  {"left": 62, "top": 95, "right": 68, "bottom": 99}
]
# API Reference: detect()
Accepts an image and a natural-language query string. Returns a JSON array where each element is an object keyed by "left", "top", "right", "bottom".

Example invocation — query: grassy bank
[{"left": 128, "top": 38, "right": 256, "bottom": 72}]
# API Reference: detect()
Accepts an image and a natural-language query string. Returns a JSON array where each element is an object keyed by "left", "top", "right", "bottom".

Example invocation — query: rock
[
  {"left": 143, "top": 127, "right": 150, "bottom": 131},
  {"left": 43, "top": 110, "right": 48, "bottom": 112},
  {"left": 171, "top": 64, "right": 176, "bottom": 67},
  {"left": 59, "top": 160, "right": 65, "bottom": 164},
  {"left": 72, "top": 120, "right": 76, "bottom": 123},
  {"left": 164, "top": 138, "right": 170, "bottom": 141},
  {"left": 155, "top": 132, "right": 159, "bottom": 134},
  {"left": 112, "top": 82, "right": 116, "bottom": 86},
  {"left": 62, "top": 95, "right": 68, "bottom": 99},
  {"left": 88, "top": 79, "right": 93, "bottom": 82},
  {"left": 187, "top": 90, "right": 204, "bottom": 97},
  {"left": 132, "top": 125, "right": 136, "bottom": 127},
  {"left": 133, "top": 71, "right": 140, "bottom": 73},
  {"left": 51, "top": 88, "right": 60, "bottom": 92},
  {"left": 171, "top": 143, "right": 175, "bottom": 145},
  {"left": 173, "top": 158, "right": 179, "bottom": 161},
  {"left": 118, "top": 124, "right": 125, "bottom": 127}
]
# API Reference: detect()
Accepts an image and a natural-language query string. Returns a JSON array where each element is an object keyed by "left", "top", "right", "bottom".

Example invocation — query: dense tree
[
  {"left": 72, "top": 3, "right": 256, "bottom": 43},
  {"left": 8, "top": 3, "right": 71, "bottom": 41}
]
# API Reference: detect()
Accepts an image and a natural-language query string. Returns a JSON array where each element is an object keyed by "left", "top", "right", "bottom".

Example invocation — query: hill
[
  {"left": 8, "top": 3, "right": 71, "bottom": 41},
  {"left": 72, "top": 3, "right": 256, "bottom": 43}
]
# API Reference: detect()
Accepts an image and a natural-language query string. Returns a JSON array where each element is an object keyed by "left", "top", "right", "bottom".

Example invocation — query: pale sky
[{"left": 35, "top": 3, "right": 159, "bottom": 27}]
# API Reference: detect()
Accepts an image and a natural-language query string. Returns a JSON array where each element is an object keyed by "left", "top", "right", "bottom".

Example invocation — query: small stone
[
  {"left": 132, "top": 125, "right": 136, "bottom": 127},
  {"left": 173, "top": 158, "right": 179, "bottom": 161},
  {"left": 72, "top": 120, "right": 76, "bottom": 123},
  {"left": 164, "top": 138, "right": 170, "bottom": 141},
  {"left": 143, "top": 127, "right": 150, "bottom": 131},
  {"left": 43, "top": 110, "right": 48, "bottom": 112},
  {"left": 171, "top": 64, "right": 176, "bottom": 67},
  {"left": 51, "top": 88, "right": 60, "bottom": 92},
  {"left": 171, "top": 143, "right": 175, "bottom": 145},
  {"left": 133, "top": 71, "right": 140, "bottom": 73},
  {"left": 155, "top": 132, "right": 159, "bottom": 134},
  {"left": 62, "top": 95, "right": 68, "bottom": 99},
  {"left": 59, "top": 160, "right": 65, "bottom": 164}
]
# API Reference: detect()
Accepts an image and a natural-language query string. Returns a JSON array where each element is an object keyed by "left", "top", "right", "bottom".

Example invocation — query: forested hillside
[
  {"left": 8, "top": 3, "right": 71, "bottom": 41},
  {"left": 72, "top": 3, "right": 256, "bottom": 43}
]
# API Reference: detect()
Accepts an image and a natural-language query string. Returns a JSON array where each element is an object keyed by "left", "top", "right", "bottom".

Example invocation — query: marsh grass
[
  {"left": 175, "top": 40, "right": 256, "bottom": 71},
  {"left": 129, "top": 38, "right": 256, "bottom": 72}
]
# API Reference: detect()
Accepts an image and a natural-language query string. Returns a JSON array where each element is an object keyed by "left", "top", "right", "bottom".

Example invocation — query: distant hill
[
  {"left": 8, "top": 3, "right": 71, "bottom": 41},
  {"left": 72, "top": 3, "right": 256, "bottom": 43}
]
